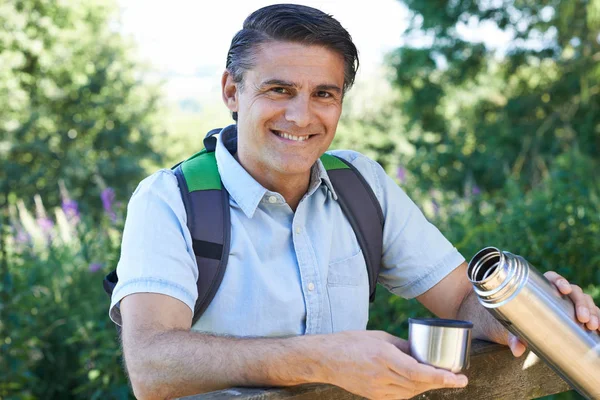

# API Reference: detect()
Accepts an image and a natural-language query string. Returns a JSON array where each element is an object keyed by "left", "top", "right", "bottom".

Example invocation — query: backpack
[{"left": 103, "top": 125, "right": 384, "bottom": 331}]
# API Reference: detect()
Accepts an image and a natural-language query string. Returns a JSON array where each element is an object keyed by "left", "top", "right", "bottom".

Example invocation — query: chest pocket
[{"left": 326, "top": 250, "right": 370, "bottom": 332}]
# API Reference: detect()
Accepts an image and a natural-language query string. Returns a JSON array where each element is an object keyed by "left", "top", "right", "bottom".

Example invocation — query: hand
[
  {"left": 544, "top": 271, "right": 600, "bottom": 331},
  {"left": 319, "top": 330, "right": 468, "bottom": 400},
  {"left": 506, "top": 271, "right": 600, "bottom": 358}
]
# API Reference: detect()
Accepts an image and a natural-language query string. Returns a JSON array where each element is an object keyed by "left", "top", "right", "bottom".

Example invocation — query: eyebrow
[{"left": 259, "top": 79, "right": 342, "bottom": 94}]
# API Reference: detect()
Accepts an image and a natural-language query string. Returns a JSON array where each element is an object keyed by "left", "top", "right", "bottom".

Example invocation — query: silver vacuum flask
[{"left": 468, "top": 247, "right": 600, "bottom": 400}]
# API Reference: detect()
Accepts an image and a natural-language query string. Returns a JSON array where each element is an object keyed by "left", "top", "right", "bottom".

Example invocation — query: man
[{"left": 109, "top": 4, "right": 600, "bottom": 400}]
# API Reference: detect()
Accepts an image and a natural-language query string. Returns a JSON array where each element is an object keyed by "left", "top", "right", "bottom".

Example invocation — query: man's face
[{"left": 223, "top": 41, "right": 345, "bottom": 179}]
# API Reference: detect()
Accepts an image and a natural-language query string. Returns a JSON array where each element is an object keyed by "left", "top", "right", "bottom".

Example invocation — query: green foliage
[
  {"left": 441, "top": 151, "right": 600, "bottom": 284},
  {"left": 389, "top": 0, "right": 600, "bottom": 195},
  {"left": 0, "top": 0, "right": 163, "bottom": 213},
  {"left": 160, "top": 103, "right": 231, "bottom": 167},
  {"left": 333, "top": 68, "right": 411, "bottom": 172},
  {"left": 0, "top": 195, "right": 131, "bottom": 399},
  {"left": 0, "top": 1, "right": 165, "bottom": 397}
]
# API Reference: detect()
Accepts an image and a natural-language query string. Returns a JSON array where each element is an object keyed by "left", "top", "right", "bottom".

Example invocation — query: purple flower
[
  {"left": 101, "top": 188, "right": 115, "bottom": 211},
  {"left": 59, "top": 181, "right": 79, "bottom": 222},
  {"left": 16, "top": 229, "right": 30, "bottom": 244},
  {"left": 396, "top": 166, "right": 407, "bottom": 183},
  {"left": 89, "top": 263, "right": 103, "bottom": 273},
  {"left": 37, "top": 217, "right": 54, "bottom": 233},
  {"left": 472, "top": 185, "right": 481, "bottom": 196},
  {"left": 35, "top": 216, "right": 54, "bottom": 244},
  {"left": 62, "top": 198, "right": 80, "bottom": 221},
  {"left": 101, "top": 188, "right": 116, "bottom": 221}
]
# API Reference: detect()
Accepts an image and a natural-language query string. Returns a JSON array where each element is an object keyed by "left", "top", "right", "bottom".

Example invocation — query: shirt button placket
[{"left": 294, "top": 222, "right": 313, "bottom": 334}]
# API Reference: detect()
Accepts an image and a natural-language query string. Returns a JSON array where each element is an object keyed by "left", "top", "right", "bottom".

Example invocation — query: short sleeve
[
  {"left": 109, "top": 169, "right": 198, "bottom": 326},
  {"left": 328, "top": 150, "right": 465, "bottom": 299}
]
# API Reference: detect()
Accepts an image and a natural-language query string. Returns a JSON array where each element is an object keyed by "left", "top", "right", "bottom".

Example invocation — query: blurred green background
[{"left": 1, "top": 0, "right": 598, "bottom": 398}]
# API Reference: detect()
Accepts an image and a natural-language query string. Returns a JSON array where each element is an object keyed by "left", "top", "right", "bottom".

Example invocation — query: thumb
[
  {"left": 508, "top": 333, "right": 527, "bottom": 357},
  {"left": 393, "top": 337, "right": 410, "bottom": 353},
  {"left": 370, "top": 331, "right": 410, "bottom": 353}
]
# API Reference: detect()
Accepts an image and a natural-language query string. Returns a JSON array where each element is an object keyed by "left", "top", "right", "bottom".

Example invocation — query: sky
[
  {"left": 117, "top": 0, "right": 409, "bottom": 103},
  {"left": 116, "top": 0, "right": 519, "bottom": 106}
]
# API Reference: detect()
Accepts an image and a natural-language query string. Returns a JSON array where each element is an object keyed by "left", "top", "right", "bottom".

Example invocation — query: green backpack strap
[{"left": 320, "top": 153, "right": 384, "bottom": 302}]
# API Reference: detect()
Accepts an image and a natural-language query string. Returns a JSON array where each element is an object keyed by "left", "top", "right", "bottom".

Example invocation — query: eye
[
  {"left": 316, "top": 91, "right": 332, "bottom": 98},
  {"left": 271, "top": 87, "right": 289, "bottom": 94}
]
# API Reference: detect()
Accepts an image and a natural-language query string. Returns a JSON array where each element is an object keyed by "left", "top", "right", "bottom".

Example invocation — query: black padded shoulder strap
[
  {"left": 173, "top": 163, "right": 231, "bottom": 327},
  {"left": 174, "top": 125, "right": 239, "bottom": 326},
  {"left": 325, "top": 156, "right": 385, "bottom": 302}
]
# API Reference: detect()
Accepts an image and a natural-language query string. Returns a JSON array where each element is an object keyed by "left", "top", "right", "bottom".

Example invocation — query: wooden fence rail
[{"left": 177, "top": 340, "right": 573, "bottom": 400}]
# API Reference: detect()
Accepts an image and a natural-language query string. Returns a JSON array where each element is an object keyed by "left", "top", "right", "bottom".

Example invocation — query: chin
[{"left": 272, "top": 156, "right": 316, "bottom": 175}]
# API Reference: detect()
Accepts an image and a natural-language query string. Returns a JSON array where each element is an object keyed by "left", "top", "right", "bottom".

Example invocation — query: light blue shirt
[{"left": 109, "top": 128, "right": 465, "bottom": 336}]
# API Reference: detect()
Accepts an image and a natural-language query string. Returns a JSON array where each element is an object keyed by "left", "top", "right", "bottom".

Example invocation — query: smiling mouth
[{"left": 271, "top": 129, "right": 314, "bottom": 142}]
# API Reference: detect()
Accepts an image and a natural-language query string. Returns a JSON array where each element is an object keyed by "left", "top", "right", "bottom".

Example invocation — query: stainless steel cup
[
  {"left": 468, "top": 247, "right": 600, "bottom": 400},
  {"left": 408, "top": 318, "right": 473, "bottom": 373}
]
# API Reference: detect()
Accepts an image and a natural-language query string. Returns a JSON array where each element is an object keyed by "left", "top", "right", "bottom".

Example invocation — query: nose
[{"left": 284, "top": 94, "right": 311, "bottom": 128}]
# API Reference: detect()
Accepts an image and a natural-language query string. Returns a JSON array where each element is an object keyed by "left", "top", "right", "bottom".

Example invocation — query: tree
[
  {"left": 389, "top": 0, "right": 600, "bottom": 195},
  {"left": 0, "top": 0, "right": 164, "bottom": 214},
  {"left": 332, "top": 67, "right": 410, "bottom": 173}
]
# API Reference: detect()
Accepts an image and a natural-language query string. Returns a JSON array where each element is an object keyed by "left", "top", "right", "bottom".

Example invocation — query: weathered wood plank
[
  {"left": 177, "top": 340, "right": 572, "bottom": 400},
  {"left": 181, "top": 385, "right": 361, "bottom": 400},
  {"left": 410, "top": 341, "right": 572, "bottom": 400}
]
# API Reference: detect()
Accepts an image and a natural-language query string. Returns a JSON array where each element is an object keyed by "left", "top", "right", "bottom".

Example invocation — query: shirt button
[
  {"left": 268, "top": 195, "right": 277, "bottom": 204},
  {"left": 295, "top": 227, "right": 302, "bottom": 234},
  {"left": 307, "top": 282, "right": 315, "bottom": 291}
]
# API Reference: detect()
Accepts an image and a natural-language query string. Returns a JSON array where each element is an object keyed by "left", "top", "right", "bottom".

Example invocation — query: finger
[
  {"left": 389, "top": 336, "right": 410, "bottom": 353},
  {"left": 508, "top": 333, "right": 527, "bottom": 358},
  {"left": 584, "top": 295, "right": 599, "bottom": 331},
  {"left": 418, "top": 374, "right": 469, "bottom": 390},
  {"left": 568, "top": 285, "right": 592, "bottom": 324},
  {"left": 594, "top": 303, "right": 600, "bottom": 333},
  {"left": 544, "top": 271, "right": 572, "bottom": 295},
  {"left": 369, "top": 331, "right": 410, "bottom": 353},
  {"left": 388, "top": 357, "right": 466, "bottom": 387},
  {"left": 389, "top": 373, "right": 469, "bottom": 395},
  {"left": 396, "top": 340, "right": 410, "bottom": 353}
]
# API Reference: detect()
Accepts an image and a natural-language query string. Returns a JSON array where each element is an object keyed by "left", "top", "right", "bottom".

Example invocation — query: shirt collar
[
  {"left": 309, "top": 157, "right": 338, "bottom": 200},
  {"left": 214, "top": 125, "right": 338, "bottom": 218}
]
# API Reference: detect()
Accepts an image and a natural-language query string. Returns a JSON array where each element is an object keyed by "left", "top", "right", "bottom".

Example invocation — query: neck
[{"left": 234, "top": 154, "right": 310, "bottom": 211}]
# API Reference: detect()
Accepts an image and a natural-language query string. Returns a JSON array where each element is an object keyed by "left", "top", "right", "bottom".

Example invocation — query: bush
[
  {"left": 0, "top": 0, "right": 163, "bottom": 215},
  {"left": 0, "top": 189, "right": 131, "bottom": 399}
]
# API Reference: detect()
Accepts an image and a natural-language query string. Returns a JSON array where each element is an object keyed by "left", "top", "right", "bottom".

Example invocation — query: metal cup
[{"left": 408, "top": 318, "right": 473, "bottom": 373}]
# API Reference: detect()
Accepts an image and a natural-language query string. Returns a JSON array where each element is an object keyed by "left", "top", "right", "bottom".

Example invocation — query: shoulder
[
  {"left": 325, "top": 149, "right": 387, "bottom": 196},
  {"left": 127, "top": 168, "right": 186, "bottom": 221},
  {"left": 326, "top": 149, "right": 375, "bottom": 166},
  {"left": 128, "top": 168, "right": 181, "bottom": 206},
  {"left": 132, "top": 168, "right": 179, "bottom": 197}
]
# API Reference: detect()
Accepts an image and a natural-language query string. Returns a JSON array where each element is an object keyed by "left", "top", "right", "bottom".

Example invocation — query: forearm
[
  {"left": 125, "top": 329, "right": 327, "bottom": 400},
  {"left": 456, "top": 289, "right": 508, "bottom": 345}
]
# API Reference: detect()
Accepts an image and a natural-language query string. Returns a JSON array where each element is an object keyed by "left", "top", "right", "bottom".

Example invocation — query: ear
[{"left": 221, "top": 70, "right": 239, "bottom": 113}]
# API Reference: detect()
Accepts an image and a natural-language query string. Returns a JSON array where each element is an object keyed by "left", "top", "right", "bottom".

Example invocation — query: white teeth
[{"left": 275, "top": 131, "right": 310, "bottom": 142}]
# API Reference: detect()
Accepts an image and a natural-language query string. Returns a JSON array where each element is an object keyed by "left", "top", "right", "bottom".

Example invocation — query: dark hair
[{"left": 226, "top": 4, "right": 359, "bottom": 121}]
